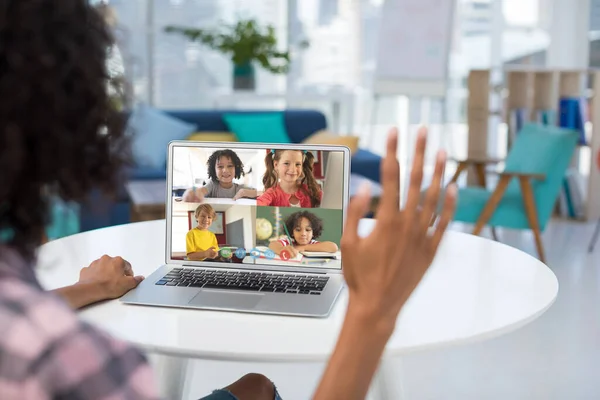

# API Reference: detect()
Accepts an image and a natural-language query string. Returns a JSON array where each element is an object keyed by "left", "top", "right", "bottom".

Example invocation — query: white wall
[
  {"left": 546, "top": 0, "right": 590, "bottom": 69},
  {"left": 225, "top": 206, "right": 256, "bottom": 251}
]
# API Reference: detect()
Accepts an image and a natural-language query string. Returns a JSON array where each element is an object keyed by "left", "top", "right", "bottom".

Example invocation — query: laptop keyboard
[{"left": 155, "top": 268, "right": 329, "bottom": 295}]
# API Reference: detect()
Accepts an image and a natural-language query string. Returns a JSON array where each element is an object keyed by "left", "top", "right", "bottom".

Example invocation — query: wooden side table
[{"left": 125, "top": 180, "right": 166, "bottom": 222}]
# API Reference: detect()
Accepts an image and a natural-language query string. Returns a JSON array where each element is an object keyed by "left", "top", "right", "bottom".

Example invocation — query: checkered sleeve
[{"left": 0, "top": 280, "right": 160, "bottom": 400}]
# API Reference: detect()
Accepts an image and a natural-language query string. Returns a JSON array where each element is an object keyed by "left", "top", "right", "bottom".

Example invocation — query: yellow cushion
[
  {"left": 187, "top": 132, "right": 238, "bottom": 142},
  {"left": 302, "top": 130, "right": 359, "bottom": 154}
]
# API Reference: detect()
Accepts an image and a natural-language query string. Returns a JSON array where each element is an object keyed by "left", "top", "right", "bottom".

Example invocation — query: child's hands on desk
[
  {"left": 205, "top": 247, "right": 219, "bottom": 259},
  {"left": 182, "top": 187, "right": 205, "bottom": 203},
  {"left": 233, "top": 188, "right": 254, "bottom": 200},
  {"left": 280, "top": 245, "right": 299, "bottom": 258}
]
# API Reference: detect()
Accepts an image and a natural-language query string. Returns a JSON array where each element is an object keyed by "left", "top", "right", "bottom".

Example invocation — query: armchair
[{"left": 442, "top": 123, "right": 579, "bottom": 263}]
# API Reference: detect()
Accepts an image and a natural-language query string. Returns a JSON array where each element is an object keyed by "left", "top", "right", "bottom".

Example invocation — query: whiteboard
[{"left": 374, "top": 0, "right": 456, "bottom": 97}]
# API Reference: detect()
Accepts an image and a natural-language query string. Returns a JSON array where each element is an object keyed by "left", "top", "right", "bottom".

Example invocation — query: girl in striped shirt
[{"left": 269, "top": 211, "right": 338, "bottom": 258}]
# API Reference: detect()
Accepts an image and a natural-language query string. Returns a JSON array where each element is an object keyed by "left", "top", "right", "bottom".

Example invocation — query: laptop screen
[{"left": 167, "top": 143, "right": 348, "bottom": 271}]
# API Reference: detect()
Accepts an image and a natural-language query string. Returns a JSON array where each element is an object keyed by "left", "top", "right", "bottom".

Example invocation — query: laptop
[{"left": 120, "top": 141, "right": 350, "bottom": 317}]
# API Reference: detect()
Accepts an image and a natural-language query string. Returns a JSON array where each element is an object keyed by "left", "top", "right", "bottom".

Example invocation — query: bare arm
[
  {"left": 312, "top": 127, "right": 456, "bottom": 400},
  {"left": 268, "top": 240, "right": 285, "bottom": 254},
  {"left": 182, "top": 186, "right": 208, "bottom": 202},
  {"left": 187, "top": 247, "right": 218, "bottom": 261},
  {"left": 313, "top": 308, "right": 395, "bottom": 399},
  {"left": 52, "top": 282, "right": 107, "bottom": 310},
  {"left": 268, "top": 240, "right": 299, "bottom": 258},
  {"left": 233, "top": 188, "right": 258, "bottom": 200}
]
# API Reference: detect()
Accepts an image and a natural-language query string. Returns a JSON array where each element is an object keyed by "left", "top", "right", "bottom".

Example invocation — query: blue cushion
[
  {"left": 351, "top": 149, "right": 382, "bottom": 183},
  {"left": 282, "top": 110, "right": 327, "bottom": 143},
  {"left": 128, "top": 105, "right": 197, "bottom": 169},
  {"left": 128, "top": 166, "right": 167, "bottom": 181},
  {"left": 223, "top": 112, "right": 291, "bottom": 143},
  {"left": 161, "top": 110, "right": 327, "bottom": 143}
]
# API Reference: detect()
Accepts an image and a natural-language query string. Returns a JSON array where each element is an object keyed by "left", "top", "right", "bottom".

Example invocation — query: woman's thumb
[{"left": 126, "top": 275, "right": 145, "bottom": 289}]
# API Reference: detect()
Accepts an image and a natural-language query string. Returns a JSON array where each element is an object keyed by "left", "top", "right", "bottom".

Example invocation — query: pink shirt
[
  {"left": 0, "top": 246, "right": 159, "bottom": 399},
  {"left": 257, "top": 184, "right": 323, "bottom": 208}
]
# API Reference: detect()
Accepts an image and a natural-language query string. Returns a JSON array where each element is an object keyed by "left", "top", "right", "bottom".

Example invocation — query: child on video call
[
  {"left": 186, "top": 204, "right": 221, "bottom": 261},
  {"left": 269, "top": 210, "right": 338, "bottom": 258},
  {"left": 257, "top": 149, "right": 323, "bottom": 208},
  {"left": 182, "top": 149, "right": 257, "bottom": 202}
]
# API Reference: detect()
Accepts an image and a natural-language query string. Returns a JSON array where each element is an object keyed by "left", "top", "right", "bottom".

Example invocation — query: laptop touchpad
[{"left": 189, "top": 290, "right": 264, "bottom": 309}]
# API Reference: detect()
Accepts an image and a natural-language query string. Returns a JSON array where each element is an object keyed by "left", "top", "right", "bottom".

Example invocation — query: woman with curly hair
[
  {"left": 0, "top": 1, "right": 457, "bottom": 399},
  {"left": 0, "top": 1, "right": 278, "bottom": 399},
  {"left": 268, "top": 211, "right": 338, "bottom": 258},
  {"left": 182, "top": 149, "right": 257, "bottom": 202}
]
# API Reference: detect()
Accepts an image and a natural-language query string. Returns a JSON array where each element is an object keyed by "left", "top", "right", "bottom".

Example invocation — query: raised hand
[
  {"left": 341, "top": 126, "right": 456, "bottom": 324},
  {"left": 313, "top": 127, "right": 456, "bottom": 400}
]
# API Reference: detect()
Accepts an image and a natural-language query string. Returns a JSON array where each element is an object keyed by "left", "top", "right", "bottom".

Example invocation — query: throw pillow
[
  {"left": 222, "top": 112, "right": 291, "bottom": 143},
  {"left": 302, "top": 130, "right": 360, "bottom": 154},
  {"left": 128, "top": 105, "right": 197, "bottom": 168},
  {"left": 187, "top": 132, "right": 238, "bottom": 142}
]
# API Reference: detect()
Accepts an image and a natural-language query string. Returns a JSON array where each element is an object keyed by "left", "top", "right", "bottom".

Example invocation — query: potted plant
[{"left": 165, "top": 19, "right": 290, "bottom": 90}]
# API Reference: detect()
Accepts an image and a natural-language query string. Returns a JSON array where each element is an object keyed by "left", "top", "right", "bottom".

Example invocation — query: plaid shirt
[{"left": 0, "top": 246, "right": 160, "bottom": 400}]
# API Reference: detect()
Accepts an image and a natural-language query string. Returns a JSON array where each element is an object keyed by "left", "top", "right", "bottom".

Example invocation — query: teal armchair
[
  {"left": 45, "top": 197, "right": 80, "bottom": 242},
  {"left": 445, "top": 123, "right": 579, "bottom": 262}
]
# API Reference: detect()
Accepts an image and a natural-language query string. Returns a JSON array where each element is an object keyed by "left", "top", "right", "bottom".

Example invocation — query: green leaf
[{"left": 162, "top": 18, "right": 291, "bottom": 75}]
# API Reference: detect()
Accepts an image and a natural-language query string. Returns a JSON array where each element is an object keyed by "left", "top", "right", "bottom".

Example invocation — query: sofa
[{"left": 79, "top": 108, "right": 382, "bottom": 232}]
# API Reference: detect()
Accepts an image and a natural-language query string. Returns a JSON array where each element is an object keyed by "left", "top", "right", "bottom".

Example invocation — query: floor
[{"left": 146, "top": 217, "right": 600, "bottom": 400}]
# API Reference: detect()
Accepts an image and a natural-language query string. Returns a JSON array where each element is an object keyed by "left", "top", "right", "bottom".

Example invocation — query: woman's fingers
[
  {"left": 419, "top": 150, "right": 446, "bottom": 231},
  {"left": 430, "top": 184, "right": 457, "bottom": 249},
  {"left": 342, "top": 182, "right": 371, "bottom": 247},
  {"left": 404, "top": 127, "right": 427, "bottom": 217},
  {"left": 378, "top": 128, "right": 401, "bottom": 216}
]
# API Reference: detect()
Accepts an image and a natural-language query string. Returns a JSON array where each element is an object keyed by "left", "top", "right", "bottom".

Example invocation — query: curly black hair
[
  {"left": 206, "top": 149, "right": 245, "bottom": 183},
  {"left": 285, "top": 211, "right": 324, "bottom": 240},
  {"left": 0, "top": 0, "right": 129, "bottom": 260}
]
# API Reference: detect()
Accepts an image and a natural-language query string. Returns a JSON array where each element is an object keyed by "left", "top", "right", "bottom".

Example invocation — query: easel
[{"left": 367, "top": 0, "right": 456, "bottom": 204}]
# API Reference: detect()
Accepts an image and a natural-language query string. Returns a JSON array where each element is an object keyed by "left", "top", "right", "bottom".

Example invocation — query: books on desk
[
  {"left": 243, "top": 247, "right": 336, "bottom": 267},
  {"left": 301, "top": 251, "right": 341, "bottom": 260},
  {"left": 258, "top": 251, "right": 304, "bottom": 264}
]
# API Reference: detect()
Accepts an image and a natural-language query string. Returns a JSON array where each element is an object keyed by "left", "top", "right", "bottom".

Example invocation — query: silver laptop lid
[{"left": 165, "top": 141, "right": 350, "bottom": 274}]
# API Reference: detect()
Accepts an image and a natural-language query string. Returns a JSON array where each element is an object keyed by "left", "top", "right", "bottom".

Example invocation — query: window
[{"left": 106, "top": 0, "right": 287, "bottom": 107}]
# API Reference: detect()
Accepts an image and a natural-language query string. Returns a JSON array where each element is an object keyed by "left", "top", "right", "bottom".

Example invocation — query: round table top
[{"left": 36, "top": 219, "right": 558, "bottom": 363}]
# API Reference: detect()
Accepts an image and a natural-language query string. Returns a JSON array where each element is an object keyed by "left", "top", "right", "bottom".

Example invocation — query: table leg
[
  {"left": 368, "top": 357, "right": 405, "bottom": 400},
  {"left": 149, "top": 353, "right": 190, "bottom": 400}
]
